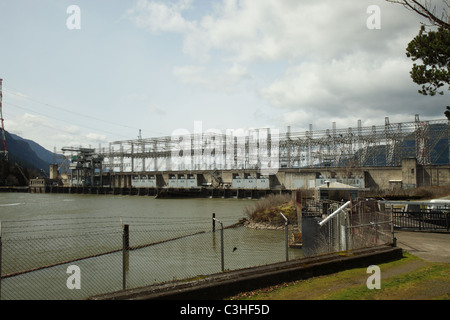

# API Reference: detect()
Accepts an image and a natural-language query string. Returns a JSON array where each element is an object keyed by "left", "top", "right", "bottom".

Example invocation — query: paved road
[{"left": 394, "top": 230, "right": 450, "bottom": 263}]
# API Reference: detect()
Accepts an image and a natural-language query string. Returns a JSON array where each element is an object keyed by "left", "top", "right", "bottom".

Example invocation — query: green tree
[
  {"left": 387, "top": 1, "right": 449, "bottom": 119},
  {"left": 406, "top": 26, "right": 450, "bottom": 97}
]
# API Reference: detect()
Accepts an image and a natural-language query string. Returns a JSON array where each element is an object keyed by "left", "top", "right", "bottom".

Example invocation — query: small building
[
  {"left": 29, "top": 178, "right": 50, "bottom": 193},
  {"left": 177, "top": 174, "right": 187, "bottom": 188},
  {"left": 315, "top": 181, "right": 367, "bottom": 201},
  {"left": 186, "top": 174, "right": 198, "bottom": 188},
  {"left": 256, "top": 174, "right": 271, "bottom": 190},
  {"left": 166, "top": 174, "right": 200, "bottom": 189},
  {"left": 132, "top": 175, "right": 158, "bottom": 188},
  {"left": 232, "top": 174, "right": 244, "bottom": 189},
  {"left": 244, "top": 173, "right": 257, "bottom": 189},
  {"left": 168, "top": 174, "right": 178, "bottom": 188}
]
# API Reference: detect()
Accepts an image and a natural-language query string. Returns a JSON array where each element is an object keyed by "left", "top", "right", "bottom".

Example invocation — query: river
[{"left": 0, "top": 193, "right": 302, "bottom": 300}]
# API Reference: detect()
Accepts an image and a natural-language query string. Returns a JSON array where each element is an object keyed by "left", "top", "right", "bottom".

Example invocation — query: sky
[{"left": 0, "top": 0, "right": 448, "bottom": 153}]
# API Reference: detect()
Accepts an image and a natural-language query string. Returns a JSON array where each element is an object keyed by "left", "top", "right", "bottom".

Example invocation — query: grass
[
  {"left": 227, "top": 252, "right": 450, "bottom": 300},
  {"left": 327, "top": 263, "right": 449, "bottom": 300}
]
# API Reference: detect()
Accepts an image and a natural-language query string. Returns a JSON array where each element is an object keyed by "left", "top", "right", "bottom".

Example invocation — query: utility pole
[{"left": 0, "top": 79, "right": 8, "bottom": 161}]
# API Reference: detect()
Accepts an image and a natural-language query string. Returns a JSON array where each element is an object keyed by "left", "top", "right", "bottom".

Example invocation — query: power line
[
  {"left": 7, "top": 102, "right": 133, "bottom": 140},
  {"left": 0, "top": 79, "right": 8, "bottom": 160},
  {"left": 4, "top": 88, "right": 140, "bottom": 131},
  {"left": 3, "top": 87, "right": 168, "bottom": 136}
]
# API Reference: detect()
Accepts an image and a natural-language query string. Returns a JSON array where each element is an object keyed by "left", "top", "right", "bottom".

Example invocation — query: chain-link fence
[
  {"left": 302, "top": 199, "right": 395, "bottom": 257},
  {"left": 0, "top": 215, "right": 302, "bottom": 300},
  {"left": 0, "top": 199, "right": 396, "bottom": 300}
]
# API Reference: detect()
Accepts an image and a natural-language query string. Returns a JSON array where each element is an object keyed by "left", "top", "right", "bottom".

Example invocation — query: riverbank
[
  {"left": 227, "top": 230, "right": 450, "bottom": 300},
  {"left": 227, "top": 251, "right": 449, "bottom": 300}
]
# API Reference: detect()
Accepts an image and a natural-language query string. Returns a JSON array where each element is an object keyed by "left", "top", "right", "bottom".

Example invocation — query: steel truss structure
[{"left": 82, "top": 115, "right": 449, "bottom": 173}]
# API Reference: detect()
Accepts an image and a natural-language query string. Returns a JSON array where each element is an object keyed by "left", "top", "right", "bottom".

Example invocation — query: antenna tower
[{"left": 0, "top": 79, "right": 8, "bottom": 161}]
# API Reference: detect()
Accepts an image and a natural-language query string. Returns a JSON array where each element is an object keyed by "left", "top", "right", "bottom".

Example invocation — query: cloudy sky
[{"left": 0, "top": 0, "right": 448, "bottom": 152}]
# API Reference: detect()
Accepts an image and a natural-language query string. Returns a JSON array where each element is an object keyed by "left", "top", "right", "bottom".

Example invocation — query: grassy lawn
[{"left": 227, "top": 252, "right": 450, "bottom": 300}]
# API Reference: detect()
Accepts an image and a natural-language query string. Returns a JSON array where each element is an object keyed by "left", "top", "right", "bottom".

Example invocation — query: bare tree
[{"left": 386, "top": 0, "right": 450, "bottom": 29}]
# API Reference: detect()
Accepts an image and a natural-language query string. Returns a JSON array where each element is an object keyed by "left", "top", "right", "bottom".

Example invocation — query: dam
[{"left": 29, "top": 115, "right": 450, "bottom": 197}]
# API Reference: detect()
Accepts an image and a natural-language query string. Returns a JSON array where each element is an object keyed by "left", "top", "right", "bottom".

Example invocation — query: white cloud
[
  {"left": 173, "top": 63, "right": 251, "bottom": 92},
  {"left": 84, "top": 133, "right": 108, "bottom": 144},
  {"left": 125, "top": 0, "right": 197, "bottom": 34},
  {"left": 147, "top": 104, "right": 167, "bottom": 115},
  {"left": 124, "top": 0, "right": 450, "bottom": 131},
  {"left": 261, "top": 54, "right": 413, "bottom": 110},
  {"left": 126, "top": 0, "right": 414, "bottom": 63},
  {"left": 65, "top": 125, "right": 82, "bottom": 134},
  {"left": 7, "top": 113, "right": 110, "bottom": 151}
]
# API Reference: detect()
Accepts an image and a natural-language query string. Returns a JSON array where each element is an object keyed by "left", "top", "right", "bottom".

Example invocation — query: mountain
[
  {"left": 4, "top": 131, "right": 52, "bottom": 174},
  {"left": 9, "top": 133, "right": 57, "bottom": 166}
]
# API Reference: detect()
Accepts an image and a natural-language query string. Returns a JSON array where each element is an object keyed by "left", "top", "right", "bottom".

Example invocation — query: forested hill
[{"left": 0, "top": 131, "right": 54, "bottom": 186}]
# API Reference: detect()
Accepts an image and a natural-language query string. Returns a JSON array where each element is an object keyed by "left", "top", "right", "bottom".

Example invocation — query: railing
[
  {"left": 379, "top": 200, "right": 450, "bottom": 231},
  {"left": 392, "top": 209, "right": 450, "bottom": 231}
]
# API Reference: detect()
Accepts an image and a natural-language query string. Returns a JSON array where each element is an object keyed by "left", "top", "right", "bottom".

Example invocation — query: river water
[{"left": 0, "top": 193, "right": 302, "bottom": 300}]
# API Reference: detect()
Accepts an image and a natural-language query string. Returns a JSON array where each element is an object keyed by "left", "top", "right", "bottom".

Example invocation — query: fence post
[
  {"left": 0, "top": 220, "right": 2, "bottom": 300},
  {"left": 213, "top": 218, "right": 224, "bottom": 272},
  {"left": 391, "top": 205, "right": 396, "bottom": 246},
  {"left": 447, "top": 212, "right": 449, "bottom": 231},
  {"left": 280, "top": 213, "right": 289, "bottom": 261},
  {"left": 122, "top": 224, "right": 129, "bottom": 291},
  {"left": 419, "top": 212, "right": 423, "bottom": 230},
  {"left": 212, "top": 213, "right": 215, "bottom": 232},
  {"left": 220, "top": 223, "right": 224, "bottom": 272}
]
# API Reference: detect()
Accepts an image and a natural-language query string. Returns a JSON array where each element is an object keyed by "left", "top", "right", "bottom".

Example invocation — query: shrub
[{"left": 244, "top": 194, "right": 298, "bottom": 226}]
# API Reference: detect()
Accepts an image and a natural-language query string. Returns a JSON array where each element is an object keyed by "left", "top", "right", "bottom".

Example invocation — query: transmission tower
[{"left": 0, "top": 78, "right": 8, "bottom": 161}]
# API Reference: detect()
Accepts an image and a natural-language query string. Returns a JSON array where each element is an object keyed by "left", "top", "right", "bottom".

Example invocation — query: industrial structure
[
  {"left": 62, "top": 147, "right": 104, "bottom": 187},
  {"left": 102, "top": 115, "right": 448, "bottom": 172},
  {"left": 37, "top": 115, "right": 450, "bottom": 196},
  {"left": 31, "top": 115, "right": 450, "bottom": 196}
]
